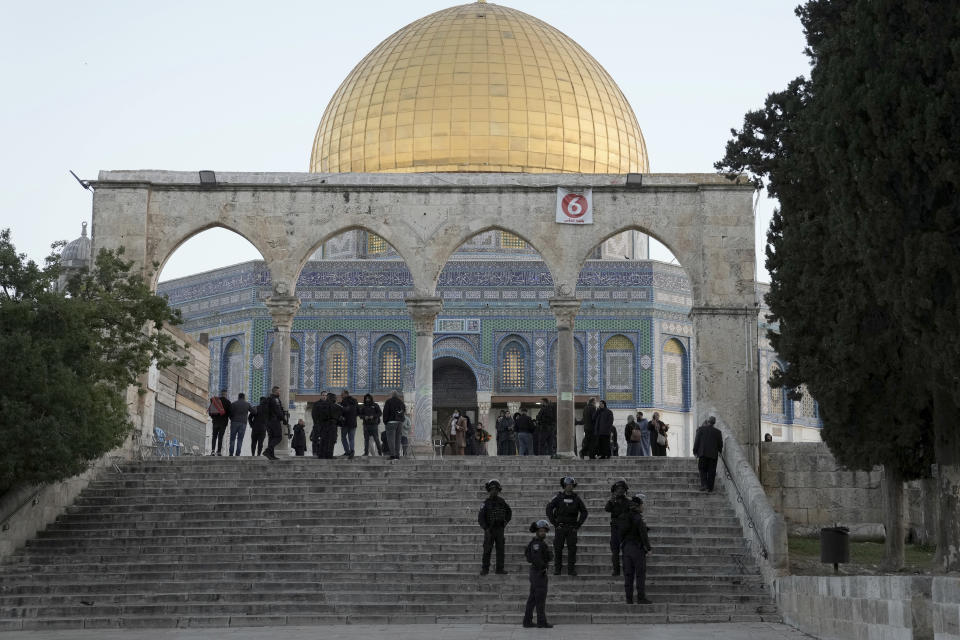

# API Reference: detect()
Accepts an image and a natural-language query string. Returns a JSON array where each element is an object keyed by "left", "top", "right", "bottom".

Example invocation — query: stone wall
[
  {"left": 153, "top": 325, "right": 209, "bottom": 455},
  {"left": 761, "top": 442, "right": 937, "bottom": 542},
  {"left": 775, "top": 575, "right": 960, "bottom": 640},
  {"left": 761, "top": 442, "right": 883, "bottom": 537}
]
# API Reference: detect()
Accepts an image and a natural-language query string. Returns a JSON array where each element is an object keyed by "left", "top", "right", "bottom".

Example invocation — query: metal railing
[{"left": 719, "top": 449, "right": 770, "bottom": 561}]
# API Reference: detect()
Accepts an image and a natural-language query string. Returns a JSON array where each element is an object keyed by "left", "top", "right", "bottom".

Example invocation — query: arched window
[
  {"left": 325, "top": 340, "right": 350, "bottom": 389},
  {"left": 603, "top": 335, "right": 634, "bottom": 403},
  {"left": 662, "top": 338, "right": 687, "bottom": 407},
  {"left": 378, "top": 341, "right": 403, "bottom": 389},
  {"left": 223, "top": 339, "right": 244, "bottom": 399},
  {"left": 795, "top": 384, "right": 818, "bottom": 419},
  {"left": 767, "top": 364, "right": 784, "bottom": 415},
  {"left": 500, "top": 340, "right": 526, "bottom": 390}
]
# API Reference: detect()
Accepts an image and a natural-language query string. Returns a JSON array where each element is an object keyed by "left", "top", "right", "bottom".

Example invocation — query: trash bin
[{"left": 820, "top": 526, "right": 850, "bottom": 571}]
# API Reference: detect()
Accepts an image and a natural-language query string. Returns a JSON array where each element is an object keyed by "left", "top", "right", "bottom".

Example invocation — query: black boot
[
  {"left": 537, "top": 621, "right": 553, "bottom": 628},
  {"left": 612, "top": 554, "right": 621, "bottom": 576}
]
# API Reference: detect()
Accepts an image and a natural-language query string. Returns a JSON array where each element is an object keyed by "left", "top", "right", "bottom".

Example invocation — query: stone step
[{"left": 0, "top": 458, "right": 777, "bottom": 629}]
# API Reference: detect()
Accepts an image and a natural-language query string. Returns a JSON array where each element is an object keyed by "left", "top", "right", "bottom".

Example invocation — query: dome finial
[{"left": 81, "top": 221, "right": 88, "bottom": 237}]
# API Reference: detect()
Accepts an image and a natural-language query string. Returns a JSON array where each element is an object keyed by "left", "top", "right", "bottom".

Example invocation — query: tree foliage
[
  {"left": 0, "top": 229, "right": 183, "bottom": 493},
  {"left": 718, "top": 0, "right": 960, "bottom": 569}
]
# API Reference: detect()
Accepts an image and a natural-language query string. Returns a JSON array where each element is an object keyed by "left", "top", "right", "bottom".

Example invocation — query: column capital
[
  {"left": 265, "top": 295, "right": 301, "bottom": 327},
  {"left": 549, "top": 296, "right": 581, "bottom": 328},
  {"left": 406, "top": 296, "right": 443, "bottom": 333}
]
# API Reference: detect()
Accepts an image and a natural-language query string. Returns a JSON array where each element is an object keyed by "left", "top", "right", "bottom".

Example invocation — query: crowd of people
[
  {"left": 478, "top": 475, "right": 652, "bottom": 628},
  {"left": 207, "top": 387, "right": 411, "bottom": 460},
  {"left": 207, "top": 389, "right": 680, "bottom": 461}
]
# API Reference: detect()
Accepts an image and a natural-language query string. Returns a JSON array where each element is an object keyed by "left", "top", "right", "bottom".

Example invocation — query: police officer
[
  {"left": 605, "top": 479, "right": 631, "bottom": 576},
  {"left": 618, "top": 493, "right": 653, "bottom": 604},
  {"left": 478, "top": 479, "right": 512, "bottom": 575},
  {"left": 523, "top": 520, "right": 553, "bottom": 628},
  {"left": 545, "top": 476, "right": 588, "bottom": 576}
]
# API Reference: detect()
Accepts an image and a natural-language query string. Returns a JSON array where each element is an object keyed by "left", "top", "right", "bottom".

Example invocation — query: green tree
[
  {"left": 0, "top": 229, "right": 183, "bottom": 494},
  {"left": 716, "top": 1, "right": 946, "bottom": 569}
]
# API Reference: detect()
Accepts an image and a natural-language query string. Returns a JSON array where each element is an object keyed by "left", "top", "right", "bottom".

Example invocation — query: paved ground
[{"left": 0, "top": 623, "right": 815, "bottom": 640}]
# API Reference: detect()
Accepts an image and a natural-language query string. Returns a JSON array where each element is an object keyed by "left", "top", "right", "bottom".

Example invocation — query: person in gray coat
[
  {"left": 227, "top": 393, "right": 252, "bottom": 456},
  {"left": 692, "top": 416, "right": 724, "bottom": 492}
]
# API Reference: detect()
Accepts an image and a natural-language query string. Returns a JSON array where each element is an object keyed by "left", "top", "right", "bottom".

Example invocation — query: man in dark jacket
[
  {"left": 358, "top": 394, "right": 382, "bottom": 456},
  {"left": 339, "top": 389, "right": 359, "bottom": 459},
  {"left": 478, "top": 479, "right": 512, "bottom": 575},
  {"left": 249, "top": 397, "right": 267, "bottom": 456},
  {"left": 593, "top": 399, "right": 614, "bottom": 459},
  {"left": 618, "top": 493, "right": 652, "bottom": 604},
  {"left": 208, "top": 389, "right": 232, "bottom": 456},
  {"left": 546, "top": 476, "right": 588, "bottom": 576},
  {"left": 692, "top": 416, "right": 724, "bottom": 492},
  {"left": 312, "top": 392, "right": 342, "bottom": 459},
  {"left": 262, "top": 386, "right": 285, "bottom": 460},
  {"left": 382, "top": 390, "right": 405, "bottom": 460},
  {"left": 227, "top": 393, "right": 252, "bottom": 457},
  {"left": 578, "top": 398, "right": 597, "bottom": 459},
  {"left": 536, "top": 398, "right": 557, "bottom": 456},
  {"left": 605, "top": 479, "right": 631, "bottom": 576},
  {"left": 495, "top": 410, "right": 515, "bottom": 456},
  {"left": 513, "top": 408, "right": 535, "bottom": 456}
]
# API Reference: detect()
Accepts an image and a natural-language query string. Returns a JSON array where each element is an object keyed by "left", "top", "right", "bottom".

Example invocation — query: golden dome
[{"left": 310, "top": 1, "right": 649, "bottom": 174}]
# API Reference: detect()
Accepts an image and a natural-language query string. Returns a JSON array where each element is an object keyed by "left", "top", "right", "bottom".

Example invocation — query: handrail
[{"left": 719, "top": 449, "right": 770, "bottom": 560}]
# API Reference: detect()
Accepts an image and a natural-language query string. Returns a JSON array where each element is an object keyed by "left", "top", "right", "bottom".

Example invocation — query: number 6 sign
[{"left": 555, "top": 187, "right": 593, "bottom": 224}]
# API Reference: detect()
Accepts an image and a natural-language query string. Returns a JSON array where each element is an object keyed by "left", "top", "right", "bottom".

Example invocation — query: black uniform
[
  {"left": 523, "top": 537, "right": 552, "bottom": 626},
  {"left": 358, "top": 399, "right": 382, "bottom": 456},
  {"left": 478, "top": 496, "right": 512, "bottom": 573},
  {"left": 537, "top": 403, "right": 557, "bottom": 455},
  {"left": 546, "top": 492, "right": 588, "bottom": 574},
  {"left": 311, "top": 397, "right": 342, "bottom": 459},
  {"left": 249, "top": 401, "right": 267, "bottom": 456},
  {"left": 262, "top": 394, "right": 285, "bottom": 459},
  {"left": 618, "top": 510, "right": 652, "bottom": 603},
  {"left": 605, "top": 494, "right": 631, "bottom": 574}
]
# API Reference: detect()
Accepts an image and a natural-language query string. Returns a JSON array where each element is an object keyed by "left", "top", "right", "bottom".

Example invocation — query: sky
[{"left": 0, "top": 0, "right": 810, "bottom": 283}]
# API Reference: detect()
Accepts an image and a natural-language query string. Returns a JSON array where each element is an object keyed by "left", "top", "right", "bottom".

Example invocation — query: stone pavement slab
[{"left": 0, "top": 623, "right": 815, "bottom": 640}]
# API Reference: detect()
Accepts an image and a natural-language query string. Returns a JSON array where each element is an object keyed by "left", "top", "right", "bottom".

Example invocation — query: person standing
[
  {"left": 495, "top": 410, "right": 516, "bottom": 456},
  {"left": 618, "top": 493, "right": 653, "bottom": 604},
  {"left": 638, "top": 411, "right": 652, "bottom": 456},
  {"left": 594, "top": 400, "right": 614, "bottom": 459},
  {"left": 610, "top": 425, "right": 619, "bottom": 457},
  {"left": 514, "top": 408, "right": 535, "bottom": 456},
  {"left": 650, "top": 412, "right": 669, "bottom": 457},
  {"left": 207, "top": 389, "right": 232, "bottom": 456},
  {"left": 579, "top": 398, "right": 597, "bottom": 459},
  {"left": 262, "top": 386, "right": 285, "bottom": 460},
  {"left": 625, "top": 415, "right": 642, "bottom": 457},
  {"left": 452, "top": 411, "right": 467, "bottom": 455},
  {"left": 382, "top": 390, "right": 405, "bottom": 460},
  {"left": 249, "top": 397, "right": 267, "bottom": 456},
  {"left": 605, "top": 480, "right": 631, "bottom": 576},
  {"left": 291, "top": 418, "right": 307, "bottom": 456},
  {"left": 522, "top": 520, "right": 554, "bottom": 629},
  {"left": 227, "top": 392, "right": 251, "bottom": 456},
  {"left": 478, "top": 479, "right": 512, "bottom": 575},
  {"left": 537, "top": 398, "right": 557, "bottom": 456},
  {"left": 358, "top": 394, "right": 382, "bottom": 456},
  {"left": 693, "top": 416, "right": 724, "bottom": 492},
  {"left": 546, "top": 476, "right": 588, "bottom": 576},
  {"left": 339, "top": 389, "right": 359, "bottom": 459},
  {"left": 312, "top": 392, "right": 342, "bottom": 459}
]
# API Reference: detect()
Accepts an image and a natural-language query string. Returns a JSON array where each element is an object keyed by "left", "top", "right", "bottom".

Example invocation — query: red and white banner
[{"left": 555, "top": 188, "right": 593, "bottom": 224}]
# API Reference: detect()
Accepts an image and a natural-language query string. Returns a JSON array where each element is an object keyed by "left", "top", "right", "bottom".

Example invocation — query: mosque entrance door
[{"left": 432, "top": 357, "right": 478, "bottom": 447}]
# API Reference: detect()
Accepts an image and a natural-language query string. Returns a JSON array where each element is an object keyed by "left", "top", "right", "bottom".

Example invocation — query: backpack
[{"left": 207, "top": 397, "right": 226, "bottom": 417}]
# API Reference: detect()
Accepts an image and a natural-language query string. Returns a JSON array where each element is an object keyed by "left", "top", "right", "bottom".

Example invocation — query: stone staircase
[{"left": 0, "top": 456, "right": 780, "bottom": 630}]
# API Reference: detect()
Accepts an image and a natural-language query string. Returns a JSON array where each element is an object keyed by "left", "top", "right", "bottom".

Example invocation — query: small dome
[{"left": 62, "top": 222, "right": 91, "bottom": 268}]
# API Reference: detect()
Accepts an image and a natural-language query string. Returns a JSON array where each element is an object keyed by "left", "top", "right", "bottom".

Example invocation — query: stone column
[
  {"left": 550, "top": 297, "right": 581, "bottom": 458},
  {"left": 406, "top": 297, "right": 443, "bottom": 455},
  {"left": 690, "top": 305, "right": 759, "bottom": 468},
  {"left": 477, "top": 392, "right": 492, "bottom": 455},
  {"left": 265, "top": 295, "right": 301, "bottom": 454}
]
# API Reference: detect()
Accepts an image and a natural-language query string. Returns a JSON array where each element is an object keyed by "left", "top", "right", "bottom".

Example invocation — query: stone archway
[{"left": 433, "top": 356, "right": 478, "bottom": 447}]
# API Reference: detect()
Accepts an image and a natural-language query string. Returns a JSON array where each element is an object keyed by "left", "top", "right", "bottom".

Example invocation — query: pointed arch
[
  {"left": 222, "top": 338, "right": 245, "bottom": 400},
  {"left": 320, "top": 335, "right": 353, "bottom": 392},
  {"left": 374, "top": 334, "right": 405, "bottom": 391},
  {"left": 497, "top": 334, "right": 529, "bottom": 392},
  {"left": 661, "top": 337, "right": 690, "bottom": 409}
]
